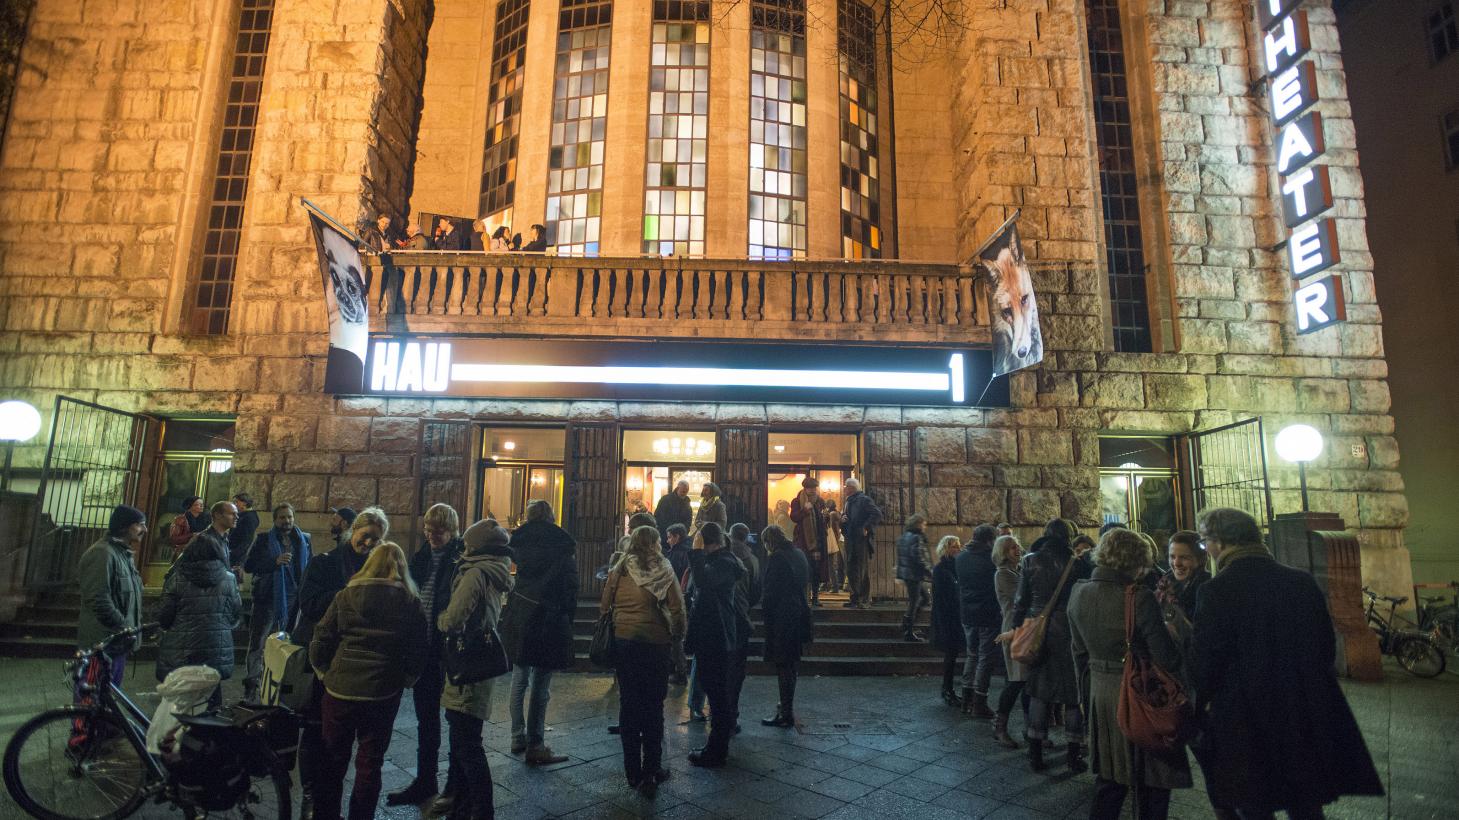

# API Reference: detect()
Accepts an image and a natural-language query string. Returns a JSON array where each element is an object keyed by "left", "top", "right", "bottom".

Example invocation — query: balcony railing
[{"left": 362, "top": 252, "right": 990, "bottom": 344}]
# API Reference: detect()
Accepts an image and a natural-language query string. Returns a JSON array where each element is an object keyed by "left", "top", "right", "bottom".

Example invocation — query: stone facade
[{"left": 0, "top": 0, "right": 1415, "bottom": 597}]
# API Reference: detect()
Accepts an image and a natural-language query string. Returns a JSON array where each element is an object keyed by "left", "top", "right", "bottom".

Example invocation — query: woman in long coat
[
  {"left": 1010, "top": 518, "right": 1091, "bottom": 772},
  {"left": 1068, "top": 528, "right": 1191, "bottom": 820},
  {"left": 929, "top": 535, "right": 963, "bottom": 707},
  {"left": 758, "top": 525, "right": 812, "bottom": 728},
  {"left": 789, "top": 477, "right": 828, "bottom": 606},
  {"left": 991, "top": 534, "right": 1026, "bottom": 748}
]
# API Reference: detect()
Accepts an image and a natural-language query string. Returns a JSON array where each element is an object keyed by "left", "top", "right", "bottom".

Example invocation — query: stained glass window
[
  {"left": 643, "top": 1, "right": 710, "bottom": 256},
  {"left": 838, "top": 0, "right": 881, "bottom": 259},
  {"left": 479, "top": 0, "right": 531, "bottom": 223},
  {"left": 546, "top": 0, "right": 613, "bottom": 257},
  {"left": 748, "top": 0, "right": 807, "bottom": 260}
]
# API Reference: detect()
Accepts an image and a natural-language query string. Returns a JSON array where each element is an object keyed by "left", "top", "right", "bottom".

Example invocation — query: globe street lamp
[
  {"left": 0, "top": 400, "right": 43, "bottom": 492},
  {"left": 1275, "top": 423, "right": 1324, "bottom": 513}
]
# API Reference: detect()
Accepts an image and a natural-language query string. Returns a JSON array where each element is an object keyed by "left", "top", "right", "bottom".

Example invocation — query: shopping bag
[{"left": 260, "top": 632, "right": 314, "bottom": 712}]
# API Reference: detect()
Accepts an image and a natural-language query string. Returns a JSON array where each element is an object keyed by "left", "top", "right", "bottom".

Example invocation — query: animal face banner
[
  {"left": 976, "top": 216, "right": 1045, "bottom": 377},
  {"left": 309, "top": 210, "right": 369, "bottom": 393}
]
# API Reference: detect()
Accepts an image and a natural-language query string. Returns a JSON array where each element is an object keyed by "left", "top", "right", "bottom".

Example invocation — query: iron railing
[{"left": 1189, "top": 417, "right": 1274, "bottom": 531}]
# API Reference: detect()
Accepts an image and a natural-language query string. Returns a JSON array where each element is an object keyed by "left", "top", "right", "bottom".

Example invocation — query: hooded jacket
[
  {"left": 502, "top": 519, "right": 578, "bottom": 669},
  {"left": 156, "top": 540, "right": 243, "bottom": 681},
  {"left": 309, "top": 578, "right": 429, "bottom": 701},
  {"left": 438, "top": 544, "right": 515, "bottom": 719}
]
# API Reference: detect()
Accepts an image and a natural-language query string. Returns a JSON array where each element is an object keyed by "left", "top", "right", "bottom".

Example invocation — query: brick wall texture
[{"left": 0, "top": 0, "right": 1415, "bottom": 595}]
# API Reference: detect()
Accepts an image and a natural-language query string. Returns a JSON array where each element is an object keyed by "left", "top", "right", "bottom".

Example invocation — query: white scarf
[{"left": 614, "top": 552, "right": 677, "bottom": 602}]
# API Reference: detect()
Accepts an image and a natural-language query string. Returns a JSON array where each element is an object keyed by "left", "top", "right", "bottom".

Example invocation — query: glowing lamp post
[
  {"left": 1275, "top": 423, "right": 1324, "bottom": 513},
  {"left": 0, "top": 400, "right": 43, "bottom": 492}
]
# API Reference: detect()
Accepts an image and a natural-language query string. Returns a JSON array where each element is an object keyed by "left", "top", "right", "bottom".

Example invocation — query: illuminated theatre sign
[
  {"left": 1259, "top": 0, "right": 1346, "bottom": 334},
  {"left": 363, "top": 337, "right": 1010, "bottom": 408}
]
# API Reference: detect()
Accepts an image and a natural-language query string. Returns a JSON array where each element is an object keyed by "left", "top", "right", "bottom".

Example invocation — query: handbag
[
  {"left": 589, "top": 569, "right": 623, "bottom": 669},
  {"left": 1116, "top": 585, "right": 1194, "bottom": 752},
  {"left": 260, "top": 632, "right": 314, "bottom": 712},
  {"left": 442, "top": 623, "right": 512, "bottom": 686},
  {"left": 1008, "top": 553, "right": 1077, "bottom": 666}
]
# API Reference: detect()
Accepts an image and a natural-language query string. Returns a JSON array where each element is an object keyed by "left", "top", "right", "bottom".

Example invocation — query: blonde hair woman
[
  {"left": 602, "top": 525, "right": 687, "bottom": 797},
  {"left": 309, "top": 541, "right": 428, "bottom": 820},
  {"left": 991, "top": 533, "right": 1027, "bottom": 748},
  {"left": 930, "top": 535, "right": 964, "bottom": 705}
]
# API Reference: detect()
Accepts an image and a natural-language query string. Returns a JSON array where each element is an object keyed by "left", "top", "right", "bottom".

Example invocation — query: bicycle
[
  {"left": 1363, "top": 587, "right": 1446, "bottom": 678},
  {"left": 2, "top": 624, "right": 296, "bottom": 820},
  {"left": 1414, "top": 581, "right": 1459, "bottom": 657}
]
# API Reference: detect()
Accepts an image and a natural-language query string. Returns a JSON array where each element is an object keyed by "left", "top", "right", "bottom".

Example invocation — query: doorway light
[
  {"left": 773, "top": 444, "right": 786, "bottom": 453},
  {"left": 503, "top": 441, "right": 517, "bottom": 451}
]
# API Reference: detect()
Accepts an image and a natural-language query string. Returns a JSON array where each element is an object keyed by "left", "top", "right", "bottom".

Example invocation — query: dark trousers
[
  {"left": 728, "top": 646, "right": 749, "bottom": 717},
  {"left": 1091, "top": 777, "right": 1171, "bottom": 820},
  {"left": 317, "top": 691, "right": 403, "bottom": 820},
  {"left": 615, "top": 638, "right": 671, "bottom": 782},
  {"left": 243, "top": 600, "right": 278, "bottom": 691},
  {"left": 298, "top": 678, "right": 326, "bottom": 794},
  {"left": 996, "top": 680, "right": 1027, "bottom": 715},
  {"left": 846, "top": 539, "right": 871, "bottom": 604},
  {"left": 1213, "top": 805, "right": 1326, "bottom": 820},
  {"left": 694, "top": 651, "right": 736, "bottom": 759},
  {"left": 445, "top": 710, "right": 493, "bottom": 817},
  {"left": 775, "top": 660, "right": 799, "bottom": 715},
  {"left": 961, "top": 625, "right": 1000, "bottom": 694},
  {"left": 411, "top": 657, "right": 444, "bottom": 783},
  {"left": 902, "top": 580, "right": 928, "bottom": 629},
  {"left": 941, "top": 646, "right": 961, "bottom": 692},
  {"left": 1028, "top": 696, "right": 1084, "bottom": 740}
]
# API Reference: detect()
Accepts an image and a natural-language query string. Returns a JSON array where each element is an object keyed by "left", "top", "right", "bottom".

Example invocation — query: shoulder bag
[
  {"left": 442, "top": 585, "right": 512, "bottom": 685},
  {"left": 588, "top": 569, "right": 623, "bottom": 669},
  {"left": 1008, "top": 554, "right": 1077, "bottom": 667},
  {"left": 1117, "top": 585, "right": 1193, "bottom": 752}
]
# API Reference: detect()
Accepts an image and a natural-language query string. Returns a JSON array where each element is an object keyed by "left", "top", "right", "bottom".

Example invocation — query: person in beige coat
[{"left": 431, "top": 519, "right": 515, "bottom": 820}]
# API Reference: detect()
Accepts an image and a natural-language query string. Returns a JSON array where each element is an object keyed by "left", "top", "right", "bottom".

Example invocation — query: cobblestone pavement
[{"left": 1, "top": 659, "right": 1454, "bottom": 819}]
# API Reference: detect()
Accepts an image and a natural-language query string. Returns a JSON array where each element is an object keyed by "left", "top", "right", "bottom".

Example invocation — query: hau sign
[{"left": 1259, "top": 0, "right": 1346, "bottom": 334}]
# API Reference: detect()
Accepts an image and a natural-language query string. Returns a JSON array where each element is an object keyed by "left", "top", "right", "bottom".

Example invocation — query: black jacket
[
  {"left": 666, "top": 542, "right": 692, "bottom": 582},
  {"left": 503, "top": 520, "right": 578, "bottom": 669},
  {"left": 841, "top": 491, "right": 882, "bottom": 551},
  {"left": 684, "top": 548, "right": 749, "bottom": 657},
  {"left": 409, "top": 537, "right": 463, "bottom": 646},
  {"left": 956, "top": 542, "right": 1002, "bottom": 628},
  {"left": 895, "top": 529, "right": 932, "bottom": 582},
  {"left": 760, "top": 547, "right": 812, "bottom": 664},
  {"left": 156, "top": 545, "right": 242, "bottom": 681},
  {"left": 244, "top": 525, "right": 312, "bottom": 610},
  {"left": 1012, "top": 536, "right": 1090, "bottom": 704},
  {"left": 930, "top": 556, "right": 963, "bottom": 652},
  {"left": 292, "top": 544, "right": 367, "bottom": 648},
  {"left": 1191, "top": 554, "right": 1382, "bottom": 811},
  {"left": 653, "top": 492, "right": 693, "bottom": 537},
  {"left": 227, "top": 510, "right": 259, "bottom": 567}
]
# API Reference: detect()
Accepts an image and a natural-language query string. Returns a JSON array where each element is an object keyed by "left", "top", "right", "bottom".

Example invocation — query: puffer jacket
[
  {"left": 310, "top": 578, "right": 428, "bottom": 701},
  {"left": 155, "top": 545, "right": 243, "bottom": 681},
  {"left": 437, "top": 548, "right": 515, "bottom": 719},
  {"left": 895, "top": 529, "right": 933, "bottom": 583}
]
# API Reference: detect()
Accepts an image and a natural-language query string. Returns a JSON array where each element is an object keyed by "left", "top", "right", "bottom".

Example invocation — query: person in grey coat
[
  {"left": 156, "top": 535, "right": 243, "bottom": 708},
  {"left": 75, "top": 505, "right": 146, "bottom": 696},
  {"left": 1068, "top": 528, "right": 1191, "bottom": 820},
  {"left": 991, "top": 534, "right": 1027, "bottom": 748}
]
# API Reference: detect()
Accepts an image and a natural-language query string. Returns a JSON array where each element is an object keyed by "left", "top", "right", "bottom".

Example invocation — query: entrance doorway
[
  {"left": 1099, "top": 435, "right": 1181, "bottom": 546},
  {"left": 621, "top": 429, "right": 715, "bottom": 530},
  {"left": 766, "top": 432, "right": 859, "bottom": 531},
  {"left": 150, "top": 419, "right": 235, "bottom": 576},
  {"left": 478, "top": 427, "right": 564, "bottom": 528}
]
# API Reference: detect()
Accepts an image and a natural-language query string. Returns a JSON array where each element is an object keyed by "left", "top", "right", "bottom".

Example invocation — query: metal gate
[
  {"left": 862, "top": 427, "right": 914, "bottom": 601},
  {"left": 565, "top": 423, "right": 618, "bottom": 595},
  {"left": 418, "top": 420, "right": 473, "bottom": 553},
  {"left": 26, "top": 397, "right": 156, "bottom": 590},
  {"left": 715, "top": 427, "right": 768, "bottom": 534},
  {"left": 1188, "top": 417, "right": 1274, "bottom": 531}
]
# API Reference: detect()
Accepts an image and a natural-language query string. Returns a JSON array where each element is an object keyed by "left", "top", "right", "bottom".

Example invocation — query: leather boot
[
  {"left": 992, "top": 712, "right": 1019, "bottom": 749},
  {"left": 386, "top": 777, "right": 437, "bottom": 806},
  {"left": 1066, "top": 741, "right": 1087, "bottom": 774},
  {"left": 941, "top": 688, "right": 962, "bottom": 708},
  {"left": 1027, "top": 738, "right": 1046, "bottom": 772},
  {"left": 958, "top": 687, "right": 975, "bottom": 714},
  {"left": 967, "top": 691, "right": 994, "bottom": 718}
]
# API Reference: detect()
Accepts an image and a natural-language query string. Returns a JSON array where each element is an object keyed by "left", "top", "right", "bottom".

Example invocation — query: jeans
[
  {"left": 1091, "top": 777, "right": 1171, "bottom": 820},
  {"left": 1027, "top": 696, "right": 1084, "bottom": 741},
  {"left": 961, "top": 625, "right": 1001, "bottom": 695},
  {"left": 687, "top": 659, "right": 705, "bottom": 716},
  {"left": 694, "top": 651, "right": 736, "bottom": 759},
  {"left": 445, "top": 710, "right": 493, "bottom": 816},
  {"left": 902, "top": 580, "right": 928, "bottom": 629},
  {"left": 411, "top": 658, "right": 444, "bottom": 783},
  {"left": 615, "top": 638, "right": 670, "bottom": 782},
  {"left": 318, "top": 691, "right": 403, "bottom": 820},
  {"left": 829, "top": 552, "right": 845, "bottom": 590},
  {"left": 510, "top": 666, "right": 553, "bottom": 748},
  {"left": 846, "top": 539, "right": 871, "bottom": 605},
  {"left": 776, "top": 660, "right": 799, "bottom": 715},
  {"left": 243, "top": 601, "right": 279, "bottom": 691}
]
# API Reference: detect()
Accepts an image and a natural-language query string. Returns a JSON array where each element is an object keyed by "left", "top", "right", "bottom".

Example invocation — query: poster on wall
[
  {"left": 975, "top": 211, "right": 1045, "bottom": 377},
  {"left": 307, "top": 205, "right": 369, "bottom": 394}
]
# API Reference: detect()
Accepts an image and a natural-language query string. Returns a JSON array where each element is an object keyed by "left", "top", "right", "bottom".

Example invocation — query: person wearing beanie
[{"left": 75, "top": 505, "right": 146, "bottom": 687}]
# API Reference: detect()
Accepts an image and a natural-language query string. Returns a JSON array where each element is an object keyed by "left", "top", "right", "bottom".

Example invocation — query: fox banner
[
  {"left": 975, "top": 212, "right": 1045, "bottom": 377},
  {"left": 307, "top": 205, "right": 369, "bottom": 393}
]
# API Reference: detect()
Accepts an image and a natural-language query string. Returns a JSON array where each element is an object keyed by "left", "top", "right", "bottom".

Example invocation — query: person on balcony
[
  {"left": 522, "top": 224, "right": 548, "bottom": 252},
  {"left": 489, "top": 225, "right": 513, "bottom": 251},
  {"left": 398, "top": 219, "right": 431, "bottom": 250},
  {"left": 434, "top": 216, "right": 468, "bottom": 251}
]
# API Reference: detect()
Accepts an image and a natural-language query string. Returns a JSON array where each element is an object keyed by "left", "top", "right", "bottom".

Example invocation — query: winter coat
[
  {"left": 728, "top": 539, "right": 763, "bottom": 626},
  {"left": 684, "top": 548, "right": 750, "bottom": 657},
  {"left": 1067, "top": 567, "right": 1192, "bottom": 790},
  {"left": 602, "top": 554, "right": 687, "bottom": 645},
  {"left": 666, "top": 541, "right": 692, "bottom": 582},
  {"left": 156, "top": 542, "right": 243, "bottom": 681},
  {"left": 170, "top": 512, "right": 207, "bottom": 552},
  {"left": 76, "top": 536, "right": 142, "bottom": 650},
  {"left": 693, "top": 496, "right": 727, "bottom": 535},
  {"left": 955, "top": 542, "right": 1002, "bottom": 628},
  {"left": 841, "top": 491, "right": 882, "bottom": 553},
  {"left": 309, "top": 578, "right": 428, "bottom": 701},
  {"left": 760, "top": 547, "right": 813, "bottom": 664},
  {"left": 1190, "top": 554, "right": 1382, "bottom": 812},
  {"left": 292, "top": 544, "right": 366, "bottom": 648},
  {"left": 653, "top": 492, "right": 693, "bottom": 537},
  {"left": 895, "top": 529, "right": 932, "bottom": 583},
  {"left": 227, "top": 510, "right": 259, "bottom": 568},
  {"left": 995, "top": 565, "right": 1025, "bottom": 682},
  {"left": 790, "top": 493, "right": 827, "bottom": 556},
  {"left": 245, "top": 526, "right": 312, "bottom": 625},
  {"left": 1156, "top": 567, "right": 1210, "bottom": 649},
  {"left": 410, "top": 537, "right": 463, "bottom": 651},
  {"left": 502, "top": 520, "right": 578, "bottom": 669},
  {"left": 930, "top": 556, "right": 963, "bottom": 652},
  {"left": 1011, "top": 536, "right": 1090, "bottom": 704},
  {"left": 437, "top": 548, "right": 514, "bottom": 719}
]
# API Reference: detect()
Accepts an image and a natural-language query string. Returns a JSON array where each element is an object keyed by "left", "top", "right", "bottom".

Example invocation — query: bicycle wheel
[
  {"left": 1395, "top": 636, "right": 1446, "bottom": 678},
  {"left": 3, "top": 707, "right": 151, "bottom": 820},
  {"left": 180, "top": 772, "right": 292, "bottom": 820},
  {"left": 1426, "top": 606, "right": 1459, "bottom": 656}
]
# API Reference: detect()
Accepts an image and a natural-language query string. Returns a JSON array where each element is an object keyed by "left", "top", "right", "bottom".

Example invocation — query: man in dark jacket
[
  {"left": 1191, "top": 507, "right": 1382, "bottom": 818},
  {"left": 189, "top": 500, "right": 237, "bottom": 568},
  {"left": 387, "top": 504, "right": 464, "bottom": 806},
  {"left": 327, "top": 506, "right": 357, "bottom": 552},
  {"left": 242, "top": 502, "right": 312, "bottom": 701},
  {"left": 664, "top": 524, "right": 692, "bottom": 581},
  {"left": 654, "top": 480, "right": 694, "bottom": 543},
  {"left": 76, "top": 505, "right": 146, "bottom": 667},
  {"left": 840, "top": 478, "right": 882, "bottom": 608},
  {"left": 227, "top": 492, "right": 260, "bottom": 570},
  {"left": 956, "top": 523, "right": 1002, "bottom": 716},
  {"left": 684, "top": 524, "right": 749, "bottom": 767},
  {"left": 895, "top": 515, "right": 933, "bottom": 641},
  {"left": 723, "top": 524, "right": 761, "bottom": 731}
]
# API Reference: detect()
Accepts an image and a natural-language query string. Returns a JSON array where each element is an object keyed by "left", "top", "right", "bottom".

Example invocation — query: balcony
[{"left": 362, "top": 252, "right": 991, "bottom": 345}]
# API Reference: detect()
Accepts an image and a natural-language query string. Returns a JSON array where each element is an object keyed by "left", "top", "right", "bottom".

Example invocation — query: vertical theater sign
[{"left": 1259, "top": 0, "right": 1346, "bottom": 334}]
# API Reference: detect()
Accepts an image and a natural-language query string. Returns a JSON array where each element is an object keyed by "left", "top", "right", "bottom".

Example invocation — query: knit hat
[
  {"left": 331, "top": 507, "right": 358, "bottom": 526},
  {"left": 463, "top": 518, "right": 511, "bottom": 554},
  {"left": 801, "top": 476, "right": 820, "bottom": 489},
  {"left": 108, "top": 505, "right": 146, "bottom": 535}
]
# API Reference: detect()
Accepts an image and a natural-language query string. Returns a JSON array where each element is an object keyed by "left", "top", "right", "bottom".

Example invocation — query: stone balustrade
[{"left": 362, "top": 252, "right": 991, "bottom": 344}]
